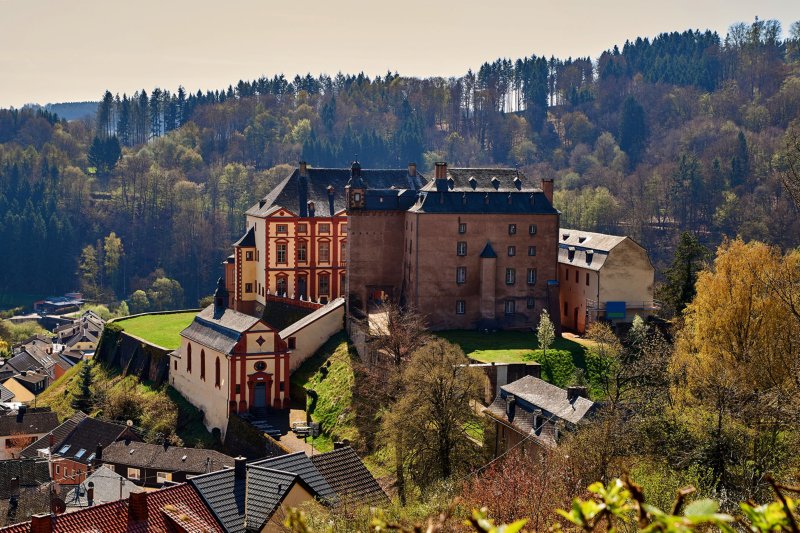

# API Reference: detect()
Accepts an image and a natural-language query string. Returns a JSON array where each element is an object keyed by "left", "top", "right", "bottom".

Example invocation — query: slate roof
[
  {"left": 101, "top": 440, "right": 235, "bottom": 475},
  {"left": 4, "top": 352, "right": 43, "bottom": 373},
  {"left": 189, "top": 468, "right": 247, "bottom": 533},
  {"left": 65, "top": 465, "right": 142, "bottom": 508},
  {"left": 405, "top": 190, "right": 558, "bottom": 215},
  {"left": 0, "top": 383, "right": 14, "bottom": 402},
  {"left": 20, "top": 411, "right": 87, "bottom": 459},
  {"left": 233, "top": 225, "right": 256, "bottom": 247},
  {"left": 244, "top": 466, "right": 300, "bottom": 530},
  {"left": 65, "top": 328, "right": 99, "bottom": 347},
  {"left": 252, "top": 451, "right": 336, "bottom": 503},
  {"left": 246, "top": 167, "right": 425, "bottom": 217},
  {"left": 0, "top": 458, "right": 50, "bottom": 499},
  {"left": 0, "top": 483, "right": 224, "bottom": 533},
  {"left": 479, "top": 241, "right": 498, "bottom": 259},
  {"left": 181, "top": 304, "right": 261, "bottom": 354},
  {"left": 0, "top": 409, "right": 58, "bottom": 437},
  {"left": 501, "top": 376, "right": 596, "bottom": 425},
  {"left": 557, "top": 228, "right": 640, "bottom": 272},
  {"left": 311, "top": 447, "right": 388, "bottom": 505},
  {"left": 12, "top": 372, "right": 48, "bottom": 387},
  {"left": 420, "top": 167, "right": 536, "bottom": 192}
]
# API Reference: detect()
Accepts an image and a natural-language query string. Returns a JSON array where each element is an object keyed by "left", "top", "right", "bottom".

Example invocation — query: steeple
[
  {"left": 213, "top": 277, "right": 228, "bottom": 317},
  {"left": 345, "top": 160, "right": 366, "bottom": 210}
]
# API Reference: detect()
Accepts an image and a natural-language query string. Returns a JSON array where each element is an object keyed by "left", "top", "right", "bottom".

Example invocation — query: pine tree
[
  {"left": 71, "top": 362, "right": 93, "bottom": 412},
  {"left": 619, "top": 96, "right": 648, "bottom": 168},
  {"left": 662, "top": 232, "right": 709, "bottom": 316}
]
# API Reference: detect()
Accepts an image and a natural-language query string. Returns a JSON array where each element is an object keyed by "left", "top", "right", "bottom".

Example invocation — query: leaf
[
  {"left": 497, "top": 518, "right": 528, "bottom": 533},
  {"left": 683, "top": 499, "right": 719, "bottom": 517}
]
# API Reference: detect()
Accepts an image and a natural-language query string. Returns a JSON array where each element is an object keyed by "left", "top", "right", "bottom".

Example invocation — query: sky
[{"left": 0, "top": 0, "right": 797, "bottom": 108}]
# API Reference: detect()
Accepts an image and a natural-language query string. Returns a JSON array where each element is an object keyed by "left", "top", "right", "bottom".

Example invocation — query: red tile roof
[{"left": 0, "top": 484, "right": 223, "bottom": 532}]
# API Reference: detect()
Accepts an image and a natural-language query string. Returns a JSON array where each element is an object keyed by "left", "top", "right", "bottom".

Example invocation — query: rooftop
[
  {"left": 101, "top": 440, "right": 235, "bottom": 475},
  {"left": 181, "top": 305, "right": 263, "bottom": 354},
  {"left": 65, "top": 465, "right": 142, "bottom": 508}
]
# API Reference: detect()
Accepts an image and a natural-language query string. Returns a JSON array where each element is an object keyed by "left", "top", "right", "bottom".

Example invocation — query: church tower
[{"left": 345, "top": 160, "right": 366, "bottom": 210}]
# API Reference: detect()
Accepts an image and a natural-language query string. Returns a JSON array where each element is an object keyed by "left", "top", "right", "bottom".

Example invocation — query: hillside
[
  {"left": 0, "top": 17, "right": 798, "bottom": 309},
  {"left": 38, "top": 360, "right": 217, "bottom": 448}
]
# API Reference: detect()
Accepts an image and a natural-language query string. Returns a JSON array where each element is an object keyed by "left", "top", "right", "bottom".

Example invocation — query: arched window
[
  {"left": 276, "top": 276, "right": 287, "bottom": 296},
  {"left": 200, "top": 350, "right": 206, "bottom": 381},
  {"left": 215, "top": 357, "right": 221, "bottom": 388},
  {"left": 187, "top": 343, "right": 192, "bottom": 373}
]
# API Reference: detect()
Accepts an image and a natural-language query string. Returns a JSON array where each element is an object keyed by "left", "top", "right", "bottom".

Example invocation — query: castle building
[
  {"left": 558, "top": 229, "right": 658, "bottom": 333},
  {"left": 346, "top": 162, "right": 561, "bottom": 330},
  {"left": 226, "top": 162, "right": 421, "bottom": 316},
  {"left": 170, "top": 279, "right": 291, "bottom": 438}
]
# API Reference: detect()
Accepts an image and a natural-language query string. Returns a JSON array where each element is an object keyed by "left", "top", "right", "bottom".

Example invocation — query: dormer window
[{"left": 562, "top": 233, "right": 570, "bottom": 241}]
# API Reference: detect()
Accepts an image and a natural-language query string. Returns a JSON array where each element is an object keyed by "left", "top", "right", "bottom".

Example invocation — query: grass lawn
[{"left": 116, "top": 312, "right": 197, "bottom": 349}]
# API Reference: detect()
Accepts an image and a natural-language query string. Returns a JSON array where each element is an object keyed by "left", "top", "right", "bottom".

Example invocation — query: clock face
[
  {"left": 353, "top": 192, "right": 361, "bottom": 202},
  {"left": 254, "top": 361, "right": 267, "bottom": 372}
]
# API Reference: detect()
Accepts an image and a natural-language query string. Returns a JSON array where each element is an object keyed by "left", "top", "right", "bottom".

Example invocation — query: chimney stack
[
  {"left": 434, "top": 162, "right": 448, "bottom": 192},
  {"left": 30, "top": 515, "right": 52, "bottom": 533},
  {"left": 541, "top": 178, "right": 554, "bottom": 204},
  {"left": 234, "top": 456, "right": 247, "bottom": 480},
  {"left": 95, "top": 444, "right": 103, "bottom": 463},
  {"left": 408, "top": 162, "right": 417, "bottom": 177},
  {"left": 299, "top": 161, "right": 308, "bottom": 177},
  {"left": 567, "top": 385, "right": 588, "bottom": 402},
  {"left": 128, "top": 492, "right": 148, "bottom": 522},
  {"left": 16, "top": 405, "right": 26, "bottom": 423},
  {"left": 87, "top": 482, "right": 95, "bottom": 506},
  {"left": 307, "top": 201, "right": 315, "bottom": 218},
  {"left": 327, "top": 185, "right": 335, "bottom": 216}
]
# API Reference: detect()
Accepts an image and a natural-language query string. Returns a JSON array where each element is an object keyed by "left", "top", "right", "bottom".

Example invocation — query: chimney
[
  {"left": 30, "top": 514, "right": 52, "bottom": 533},
  {"left": 95, "top": 444, "right": 103, "bottom": 463},
  {"left": 213, "top": 277, "right": 229, "bottom": 317},
  {"left": 307, "top": 201, "right": 315, "bottom": 218},
  {"left": 87, "top": 482, "right": 95, "bottom": 506},
  {"left": 434, "top": 162, "right": 448, "bottom": 192},
  {"left": 299, "top": 161, "right": 308, "bottom": 177},
  {"left": 408, "top": 162, "right": 417, "bottom": 177},
  {"left": 541, "top": 178, "right": 554, "bottom": 204},
  {"left": 234, "top": 456, "right": 247, "bottom": 480},
  {"left": 567, "top": 386, "right": 588, "bottom": 402},
  {"left": 327, "top": 185, "right": 335, "bottom": 216},
  {"left": 128, "top": 491, "right": 148, "bottom": 522},
  {"left": 16, "top": 405, "right": 26, "bottom": 423}
]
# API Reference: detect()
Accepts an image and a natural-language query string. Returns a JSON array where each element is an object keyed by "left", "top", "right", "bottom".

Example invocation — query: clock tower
[{"left": 345, "top": 160, "right": 366, "bottom": 210}]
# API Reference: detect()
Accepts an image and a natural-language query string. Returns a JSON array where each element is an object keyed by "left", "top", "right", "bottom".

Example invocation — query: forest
[{"left": 0, "top": 17, "right": 799, "bottom": 308}]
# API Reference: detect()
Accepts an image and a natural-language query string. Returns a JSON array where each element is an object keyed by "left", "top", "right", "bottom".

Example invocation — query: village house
[
  {"left": 63, "top": 465, "right": 142, "bottom": 510},
  {"left": 189, "top": 447, "right": 386, "bottom": 532},
  {"left": 0, "top": 374, "right": 48, "bottom": 404},
  {"left": 97, "top": 439, "right": 235, "bottom": 487},
  {"left": 20, "top": 412, "right": 140, "bottom": 486},
  {"left": 558, "top": 229, "right": 658, "bottom": 333},
  {"left": 484, "top": 375, "right": 597, "bottom": 457},
  {"left": 346, "top": 161, "right": 561, "bottom": 330},
  {"left": 170, "top": 279, "right": 293, "bottom": 439},
  {"left": 0, "top": 408, "right": 58, "bottom": 460}
]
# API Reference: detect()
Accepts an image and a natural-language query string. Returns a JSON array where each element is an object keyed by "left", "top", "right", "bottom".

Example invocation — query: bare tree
[
  {"left": 779, "top": 128, "right": 800, "bottom": 209},
  {"left": 369, "top": 302, "right": 430, "bottom": 367}
]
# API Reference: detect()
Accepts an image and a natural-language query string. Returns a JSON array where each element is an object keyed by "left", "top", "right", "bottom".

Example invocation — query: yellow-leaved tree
[{"left": 672, "top": 238, "right": 800, "bottom": 501}]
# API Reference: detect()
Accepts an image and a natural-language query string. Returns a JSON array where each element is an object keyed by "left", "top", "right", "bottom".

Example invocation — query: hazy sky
[{"left": 0, "top": 0, "right": 797, "bottom": 108}]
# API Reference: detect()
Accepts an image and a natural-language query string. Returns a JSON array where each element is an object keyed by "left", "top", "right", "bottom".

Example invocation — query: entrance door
[
  {"left": 298, "top": 276, "right": 307, "bottom": 299},
  {"left": 253, "top": 383, "right": 267, "bottom": 408}
]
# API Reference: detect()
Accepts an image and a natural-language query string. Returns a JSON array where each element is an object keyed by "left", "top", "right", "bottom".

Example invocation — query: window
[
  {"left": 187, "top": 344, "right": 192, "bottom": 373},
  {"left": 58, "top": 445, "right": 71, "bottom": 454},
  {"left": 508, "top": 224, "right": 517, "bottom": 235},
  {"left": 157, "top": 472, "right": 173, "bottom": 483},
  {"left": 280, "top": 382, "right": 285, "bottom": 391},
  {"left": 564, "top": 301, "right": 568, "bottom": 316},
  {"left": 245, "top": 251, "right": 254, "bottom": 261},
  {"left": 505, "top": 300, "right": 516, "bottom": 315},
  {"left": 527, "top": 297, "right": 535, "bottom": 309},
  {"left": 340, "top": 272, "right": 346, "bottom": 296},
  {"left": 456, "top": 300, "right": 466, "bottom": 314},
  {"left": 527, "top": 268, "right": 537, "bottom": 285},
  {"left": 505, "top": 268, "right": 516, "bottom": 285},
  {"left": 215, "top": 357, "right": 220, "bottom": 388},
  {"left": 456, "top": 266, "right": 467, "bottom": 284},
  {"left": 297, "top": 241, "right": 307, "bottom": 262},
  {"left": 458, "top": 222, "right": 467, "bottom": 234},
  {"left": 340, "top": 241, "right": 346, "bottom": 263},
  {"left": 288, "top": 337, "right": 296, "bottom": 350},
  {"left": 586, "top": 272, "right": 590, "bottom": 286},
  {"left": 456, "top": 241, "right": 467, "bottom": 256},
  {"left": 297, "top": 223, "right": 307, "bottom": 233},
  {"left": 245, "top": 283, "right": 253, "bottom": 293},
  {"left": 235, "top": 384, "right": 241, "bottom": 394},
  {"left": 276, "top": 276, "right": 287, "bottom": 295},
  {"left": 528, "top": 246, "right": 536, "bottom": 256},
  {"left": 276, "top": 243, "right": 287, "bottom": 264},
  {"left": 319, "top": 223, "right": 330, "bottom": 234},
  {"left": 529, "top": 224, "right": 538, "bottom": 235},
  {"left": 127, "top": 468, "right": 141, "bottom": 481},
  {"left": 276, "top": 224, "right": 288, "bottom": 234},
  {"left": 508, "top": 246, "right": 516, "bottom": 256},
  {"left": 200, "top": 349, "right": 206, "bottom": 381},
  {"left": 173, "top": 360, "right": 177, "bottom": 371},
  {"left": 319, "top": 242, "right": 330, "bottom": 263},
  {"left": 319, "top": 274, "right": 330, "bottom": 295},
  {"left": 575, "top": 270, "right": 579, "bottom": 283},
  {"left": 56, "top": 465, "right": 60, "bottom": 475},
  {"left": 564, "top": 268, "right": 569, "bottom": 281}
]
